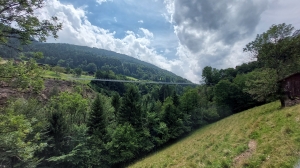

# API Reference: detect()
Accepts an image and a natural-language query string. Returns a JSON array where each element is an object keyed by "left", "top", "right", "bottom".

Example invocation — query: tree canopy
[
  {"left": 244, "top": 23, "right": 300, "bottom": 79},
  {"left": 0, "top": 0, "right": 62, "bottom": 47}
]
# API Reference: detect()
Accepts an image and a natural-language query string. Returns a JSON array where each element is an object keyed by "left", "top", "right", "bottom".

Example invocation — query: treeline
[
  {"left": 0, "top": 58, "right": 269, "bottom": 168},
  {"left": 1, "top": 23, "right": 300, "bottom": 168},
  {"left": 202, "top": 23, "right": 300, "bottom": 112},
  {"left": 89, "top": 69, "right": 186, "bottom": 96},
  {"left": 0, "top": 58, "right": 221, "bottom": 168},
  {"left": 0, "top": 83, "right": 224, "bottom": 167},
  {"left": 0, "top": 42, "right": 190, "bottom": 83}
]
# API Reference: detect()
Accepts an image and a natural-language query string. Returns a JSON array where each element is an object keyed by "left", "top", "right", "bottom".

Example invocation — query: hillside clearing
[
  {"left": 126, "top": 76, "right": 138, "bottom": 81},
  {"left": 129, "top": 102, "right": 300, "bottom": 168},
  {"left": 43, "top": 70, "right": 94, "bottom": 84}
]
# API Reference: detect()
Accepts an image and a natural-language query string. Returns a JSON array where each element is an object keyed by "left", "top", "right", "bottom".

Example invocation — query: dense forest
[
  {"left": 1, "top": 1, "right": 300, "bottom": 167},
  {"left": 0, "top": 42, "right": 190, "bottom": 83},
  {"left": 1, "top": 23, "right": 300, "bottom": 167}
]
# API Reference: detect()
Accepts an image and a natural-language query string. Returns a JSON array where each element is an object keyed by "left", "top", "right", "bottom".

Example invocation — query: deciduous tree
[{"left": 0, "top": 0, "right": 62, "bottom": 48}]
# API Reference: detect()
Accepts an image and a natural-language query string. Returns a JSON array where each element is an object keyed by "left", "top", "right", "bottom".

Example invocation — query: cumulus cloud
[
  {"left": 37, "top": 0, "right": 177, "bottom": 78},
  {"left": 35, "top": 0, "right": 300, "bottom": 83},
  {"left": 96, "top": 0, "right": 112, "bottom": 5},
  {"left": 139, "top": 28, "right": 154, "bottom": 38},
  {"left": 163, "top": 0, "right": 274, "bottom": 81}
]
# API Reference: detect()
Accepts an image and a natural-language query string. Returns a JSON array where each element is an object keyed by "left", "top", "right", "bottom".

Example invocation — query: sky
[{"left": 37, "top": 0, "right": 300, "bottom": 83}]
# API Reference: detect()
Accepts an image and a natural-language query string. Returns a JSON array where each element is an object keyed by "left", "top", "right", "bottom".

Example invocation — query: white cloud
[
  {"left": 36, "top": 0, "right": 300, "bottom": 84},
  {"left": 162, "top": 0, "right": 300, "bottom": 83},
  {"left": 139, "top": 28, "right": 154, "bottom": 38},
  {"left": 37, "top": 0, "right": 179, "bottom": 80},
  {"left": 113, "top": 17, "right": 117, "bottom": 22},
  {"left": 96, "top": 0, "right": 113, "bottom": 5}
]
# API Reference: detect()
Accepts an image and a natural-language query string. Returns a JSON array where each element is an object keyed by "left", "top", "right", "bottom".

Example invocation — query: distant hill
[
  {"left": 129, "top": 102, "right": 300, "bottom": 168},
  {"left": 0, "top": 42, "right": 191, "bottom": 83}
]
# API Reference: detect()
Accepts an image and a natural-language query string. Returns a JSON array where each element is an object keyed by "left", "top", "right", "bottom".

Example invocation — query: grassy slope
[
  {"left": 130, "top": 102, "right": 300, "bottom": 168},
  {"left": 43, "top": 70, "right": 140, "bottom": 84},
  {"left": 126, "top": 76, "right": 138, "bottom": 81},
  {"left": 43, "top": 70, "right": 94, "bottom": 84}
]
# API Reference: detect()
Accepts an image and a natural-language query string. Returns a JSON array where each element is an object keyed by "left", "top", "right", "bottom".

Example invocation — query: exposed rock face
[{"left": 0, "top": 79, "right": 95, "bottom": 106}]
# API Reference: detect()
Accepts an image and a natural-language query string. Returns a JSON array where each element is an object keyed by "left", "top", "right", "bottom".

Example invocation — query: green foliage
[
  {"left": 244, "top": 68, "right": 278, "bottom": 102},
  {"left": 0, "top": 58, "right": 45, "bottom": 93},
  {"left": 46, "top": 91, "right": 89, "bottom": 128},
  {"left": 92, "top": 69, "right": 126, "bottom": 95},
  {"left": 45, "top": 111, "right": 68, "bottom": 157},
  {"left": 85, "top": 63, "right": 97, "bottom": 73},
  {"left": 244, "top": 23, "right": 300, "bottom": 79},
  {"left": 202, "top": 66, "right": 221, "bottom": 85},
  {"left": 172, "top": 91, "right": 180, "bottom": 107},
  {"left": 111, "top": 92, "right": 121, "bottom": 119},
  {"left": 180, "top": 88, "right": 202, "bottom": 128},
  {"left": 106, "top": 123, "right": 139, "bottom": 165},
  {"left": 163, "top": 97, "right": 185, "bottom": 139},
  {"left": 118, "top": 86, "right": 142, "bottom": 128},
  {"left": 0, "top": 0, "right": 62, "bottom": 47},
  {"left": 130, "top": 102, "right": 300, "bottom": 167},
  {"left": 0, "top": 42, "right": 190, "bottom": 84},
  {"left": 74, "top": 67, "right": 82, "bottom": 77},
  {"left": 0, "top": 98, "right": 47, "bottom": 168},
  {"left": 38, "top": 92, "right": 90, "bottom": 167},
  {"left": 214, "top": 80, "right": 240, "bottom": 113},
  {"left": 158, "top": 85, "right": 173, "bottom": 102},
  {"left": 87, "top": 94, "right": 106, "bottom": 136},
  {"left": 52, "top": 65, "right": 65, "bottom": 76}
]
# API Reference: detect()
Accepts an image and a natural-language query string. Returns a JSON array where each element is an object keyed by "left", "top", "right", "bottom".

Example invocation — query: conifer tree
[
  {"left": 87, "top": 94, "right": 106, "bottom": 136},
  {"left": 172, "top": 91, "right": 180, "bottom": 107},
  {"left": 118, "top": 86, "right": 142, "bottom": 128},
  {"left": 111, "top": 93, "right": 120, "bottom": 119},
  {"left": 86, "top": 94, "right": 110, "bottom": 167},
  {"left": 163, "top": 97, "right": 184, "bottom": 139}
]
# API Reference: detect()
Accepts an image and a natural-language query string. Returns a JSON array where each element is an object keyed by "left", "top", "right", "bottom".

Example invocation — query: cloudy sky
[{"left": 38, "top": 0, "right": 300, "bottom": 83}]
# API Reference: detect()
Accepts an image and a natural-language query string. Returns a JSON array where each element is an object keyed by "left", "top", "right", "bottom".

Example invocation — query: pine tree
[
  {"left": 111, "top": 93, "right": 120, "bottom": 119},
  {"left": 172, "top": 91, "right": 180, "bottom": 107},
  {"left": 87, "top": 94, "right": 106, "bottom": 136},
  {"left": 47, "top": 111, "right": 68, "bottom": 156},
  {"left": 163, "top": 97, "right": 184, "bottom": 139},
  {"left": 118, "top": 86, "right": 142, "bottom": 128},
  {"left": 87, "top": 94, "right": 110, "bottom": 167}
]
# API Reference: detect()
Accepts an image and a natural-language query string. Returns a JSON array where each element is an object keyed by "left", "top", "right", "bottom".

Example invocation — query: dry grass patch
[
  {"left": 0, "top": 59, "right": 7, "bottom": 64},
  {"left": 129, "top": 102, "right": 300, "bottom": 168}
]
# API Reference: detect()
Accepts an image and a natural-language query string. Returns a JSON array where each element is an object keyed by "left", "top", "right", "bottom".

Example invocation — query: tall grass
[{"left": 129, "top": 102, "right": 300, "bottom": 168}]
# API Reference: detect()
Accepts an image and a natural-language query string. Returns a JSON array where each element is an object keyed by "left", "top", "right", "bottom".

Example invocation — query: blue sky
[{"left": 38, "top": 0, "right": 300, "bottom": 83}]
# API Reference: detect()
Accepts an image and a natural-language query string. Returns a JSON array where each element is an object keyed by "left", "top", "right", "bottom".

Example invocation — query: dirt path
[{"left": 233, "top": 140, "right": 257, "bottom": 167}]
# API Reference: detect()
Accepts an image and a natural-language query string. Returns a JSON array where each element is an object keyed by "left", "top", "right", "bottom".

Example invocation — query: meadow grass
[
  {"left": 126, "top": 76, "right": 138, "bottom": 81},
  {"left": 129, "top": 102, "right": 300, "bottom": 168},
  {"left": 43, "top": 70, "right": 94, "bottom": 84}
]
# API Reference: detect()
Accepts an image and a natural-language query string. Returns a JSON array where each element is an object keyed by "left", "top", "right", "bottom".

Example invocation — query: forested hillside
[
  {"left": 0, "top": 42, "right": 190, "bottom": 83},
  {"left": 1, "top": 0, "right": 300, "bottom": 167}
]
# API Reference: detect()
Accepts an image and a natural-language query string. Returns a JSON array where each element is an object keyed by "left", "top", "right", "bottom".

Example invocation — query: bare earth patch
[
  {"left": 0, "top": 79, "right": 95, "bottom": 106},
  {"left": 233, "top": 140, "right": 257, "bottom": 167}
]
